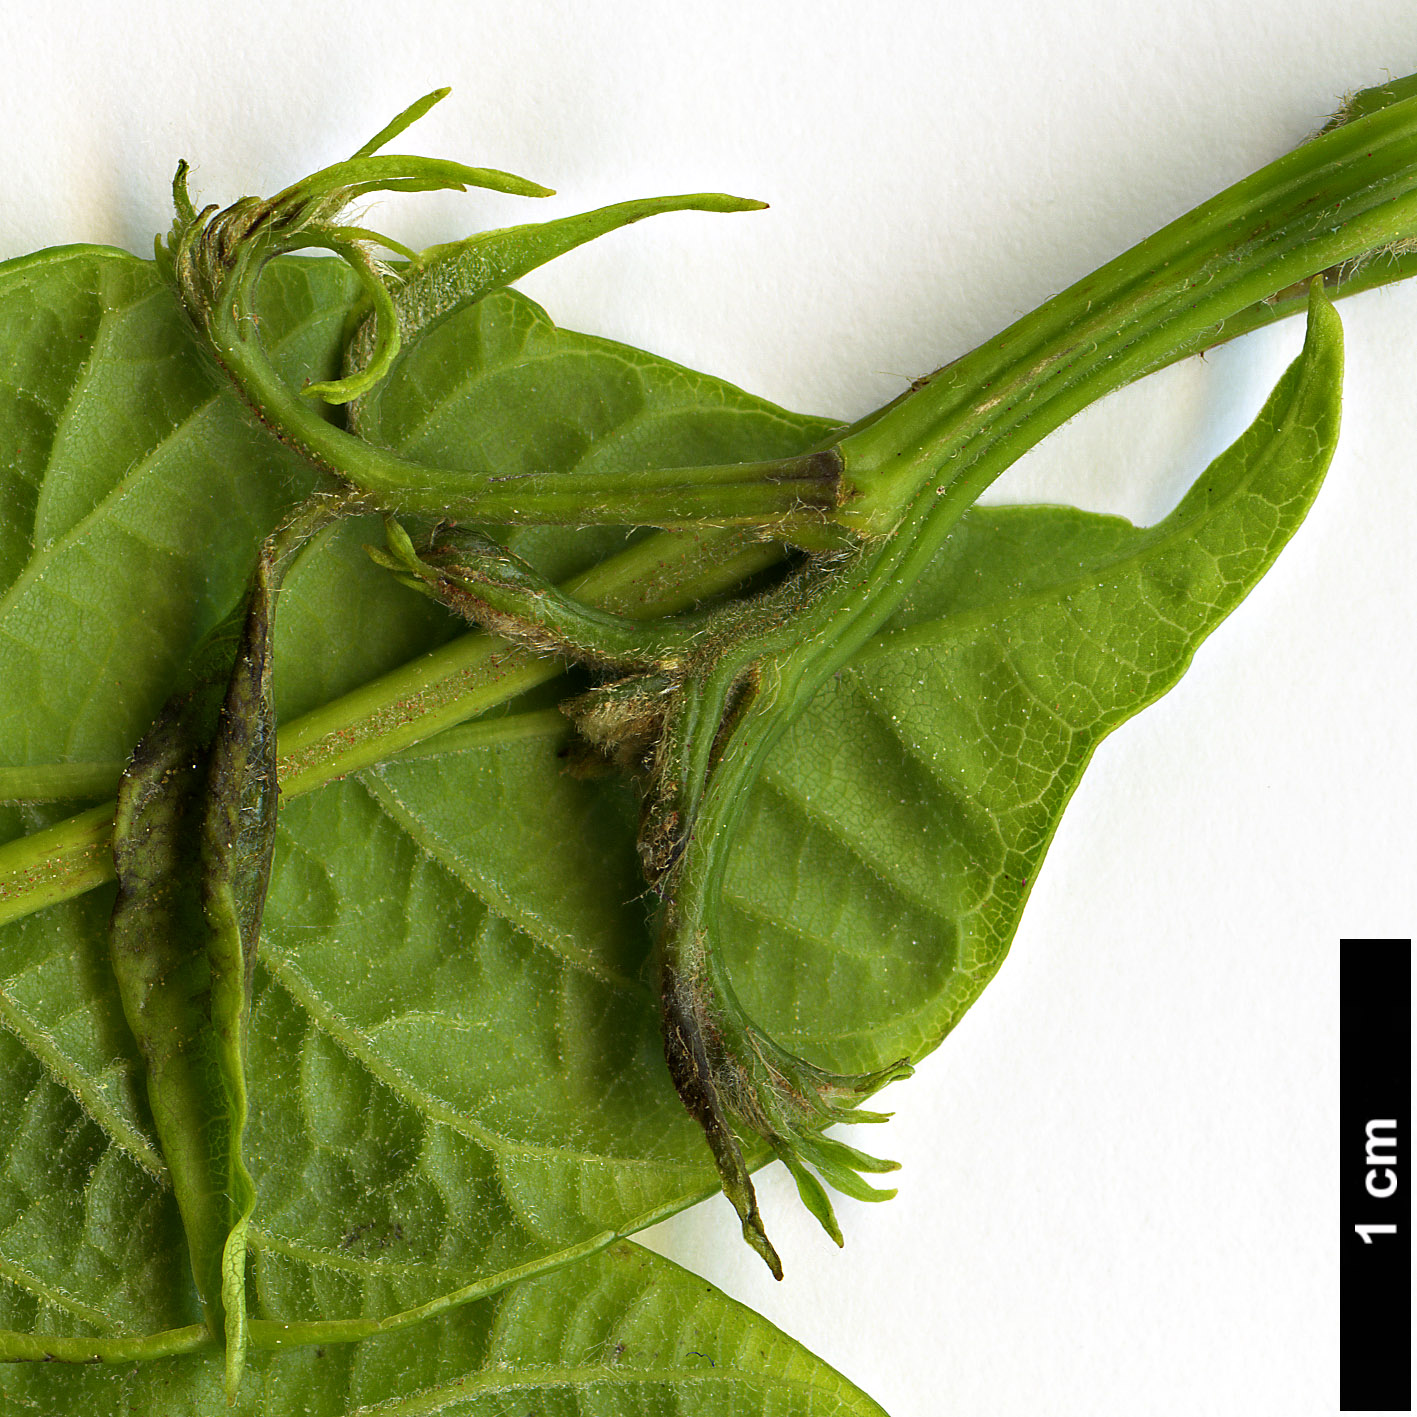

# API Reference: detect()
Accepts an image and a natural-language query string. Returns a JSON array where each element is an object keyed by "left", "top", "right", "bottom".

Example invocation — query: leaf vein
[{"left": 0, "top": 983, "right": 163, "bottom": 1178}]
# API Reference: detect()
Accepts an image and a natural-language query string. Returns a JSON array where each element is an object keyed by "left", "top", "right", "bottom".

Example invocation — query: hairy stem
[
  {"left": 178, "top": 190, "right": 844, "bottom": 532},
  {"left": 843, "top": 86, "right": 1417, "bottom": 531},
  {"left": 0, "top": 527, "right": 779, "bottom": 927}
]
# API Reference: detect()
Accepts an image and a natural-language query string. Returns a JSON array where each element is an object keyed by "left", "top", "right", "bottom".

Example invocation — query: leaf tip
[
  {"left": 703, "top": 194, "right": 768, "bottom": 214},
  {"left": 738, "top": 1206, "right": 784, "bottom": 1278}
]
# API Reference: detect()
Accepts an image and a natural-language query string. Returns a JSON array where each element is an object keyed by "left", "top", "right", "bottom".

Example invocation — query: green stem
[
  {"left": 675, "top": 139, "right": 1390, "bottom": 971},
  {"left": 203, "top": 261, "right": 844, "bottom": 529},
  {"left": 0, "top": 804, "right": 114, "bottom": 924},
  {"left": 378, "top": 519, "right": 778, "bottom": 670},
  {"left": 277, "top": 525, "right": 783, "bottom": 787},
  {"left": 651, "top": 122, "right": 1383, "bottom": 1249},
  {"left": 843, "top": 89, "right": 1417, "bottom": 532}
]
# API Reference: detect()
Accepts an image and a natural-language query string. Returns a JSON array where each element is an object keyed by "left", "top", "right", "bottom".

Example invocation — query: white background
[{"left": 4, "top": 4, "right": 1416, "bottom": 1415}]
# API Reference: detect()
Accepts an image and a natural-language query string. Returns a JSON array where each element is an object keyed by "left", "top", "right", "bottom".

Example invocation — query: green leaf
[
  {"left": 0, "top": 1241, "right": 889, "bottom": 1415},
  {"left": 0, "top": 253, "right": 359, "bottom": 1382},
  {"left": 0, "top": 247, "right": 343, "bottom": 770},
  {"left": 0, "top": 250, "right": 849, "bottom": 1387},
  {"left": 255, "top": 278, "right": 1343, "bottom": 1288},
  {"left": 0, "top": 234, "right": 1338, "bottom": 1408},
  {"left": 719, "top": 285, "right": 1343, "bottom": 1076},
  {"left": 348, "top": 88, "right": 452, "bottom": 160},
  {"left": 0, "top": 1008, "right": 194, "bottom": 1342}
]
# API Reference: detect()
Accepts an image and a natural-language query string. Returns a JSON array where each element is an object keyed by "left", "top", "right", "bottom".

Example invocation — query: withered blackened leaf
[{"left": 109, "top": 545, "right": 278, "bottom": 1400}]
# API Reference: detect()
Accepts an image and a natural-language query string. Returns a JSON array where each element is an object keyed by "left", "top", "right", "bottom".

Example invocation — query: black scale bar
[{"left": 1340, "top": 939, "right": 1411, "bottom": 1413}]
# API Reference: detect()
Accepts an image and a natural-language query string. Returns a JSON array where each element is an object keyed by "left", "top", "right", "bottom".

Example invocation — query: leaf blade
[
  {"left": 0, "top": 246, "right": 1344, "bottom": 1379},
  {"left": 723, "top": 282, "right": 1343, "bottom": 1073},
  {"left": 0, "top": 1242, "right": 891, "bottom": 1416}
]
